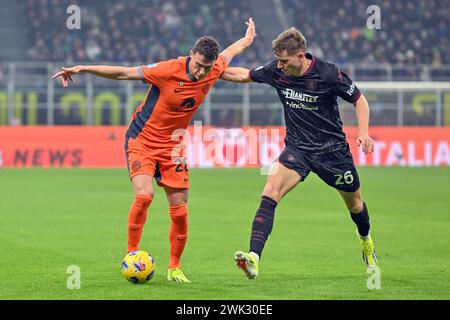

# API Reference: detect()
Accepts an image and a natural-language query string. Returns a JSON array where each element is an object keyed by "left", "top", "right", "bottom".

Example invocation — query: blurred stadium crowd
[
  {"left": 284, "top": 0, "right": 450, "bottom": 66},
  {"left": 24, "top": 0, "right": 269, "bottom": 67},
  {"left": 25, "top": 0, "right": 450, "bottom": 66},
  {"left": 4, "top": 0, "right": 447, "bottom": 127}
]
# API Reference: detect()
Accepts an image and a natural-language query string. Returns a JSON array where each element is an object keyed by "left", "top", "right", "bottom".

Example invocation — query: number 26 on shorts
[
  {"left": 334, "top": 170, "right": 354, "bottom": 185},
  {"left": 175, "top": 159, "right": 189, "bottom": 173}
]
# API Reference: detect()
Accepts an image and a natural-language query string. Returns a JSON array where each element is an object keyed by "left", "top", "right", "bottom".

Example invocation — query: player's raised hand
[
  {"left": 245, "top": 17, "right": 257, "bottom": 41},
  {"left": 51, "top": 66, "right": 82, "bottom": 87},
  {"left": 220, "top": 17, "right": 257, "bottom": 62},
  {"left": 357, "top": 135, "right": 374, "bottom": 155}
]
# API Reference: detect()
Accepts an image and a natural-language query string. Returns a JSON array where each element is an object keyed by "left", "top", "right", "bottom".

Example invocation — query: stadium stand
[
  {"left": 24, "top": 0, "right": 266, "bottom": 67},
  {"left": 283, "top": 0, "right": 450, "bottom": 65},
  {"left": 24, "top": 0, "right": 450, "bottom": 66},
  {"left": 1, "top": 0, "right": 447, "bottom": 126}
]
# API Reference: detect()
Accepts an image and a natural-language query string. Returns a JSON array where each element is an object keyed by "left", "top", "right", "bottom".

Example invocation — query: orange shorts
[{"left": 125, "top": 137, "right": 189, "bottom": 189}]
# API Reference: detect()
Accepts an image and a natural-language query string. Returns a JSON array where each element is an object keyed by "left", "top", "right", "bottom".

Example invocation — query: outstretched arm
[
  {"left": 354, "top": 94, "right": 374, "bottom": 154},
  {"left": 52, "top": 65, "right": 141, "bottom": 87},
  {"left": 220, "top": 17, "right": 257, "bottom": 64},
  {"left": 220, "top": 67, "right": 253, "bottom": 83}
]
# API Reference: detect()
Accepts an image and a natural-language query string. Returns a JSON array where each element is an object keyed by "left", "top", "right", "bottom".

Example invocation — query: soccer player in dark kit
[{"left": 221, "top": 27, "right": 377, "bottom": 279}]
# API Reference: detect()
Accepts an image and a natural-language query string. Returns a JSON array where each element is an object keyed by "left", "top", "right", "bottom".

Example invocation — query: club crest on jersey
[
  {"left": 131, "top": 160, "right": 141, "bottom": 171},
  {"left": 306, "top": 79, "right": 317, "bottom": 90}
]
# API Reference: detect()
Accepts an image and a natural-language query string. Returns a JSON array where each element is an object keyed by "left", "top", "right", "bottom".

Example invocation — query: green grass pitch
[{"left": 1, "top": 167, "right": 449, "bottom": 300}]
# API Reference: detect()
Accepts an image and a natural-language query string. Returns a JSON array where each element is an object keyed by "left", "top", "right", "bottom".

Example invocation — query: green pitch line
[{"left": 0, "top": 167, "right": 449, "bottom": 300}]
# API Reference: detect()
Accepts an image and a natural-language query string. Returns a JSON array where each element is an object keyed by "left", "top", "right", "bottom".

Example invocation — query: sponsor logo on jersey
[
  {"left": 171, "top": 97, "right": 197, "bottom": 112},
  {"left": 285, "top": 101, "right": 319, "bottom": 111},
  {"left": 281, "top": 88, "right": 319, "bottom": 103},
  {"left": 181, "top": 97, "right": 196, "bottom": 109},
  {"left": 202, "top": 84, "right": 210, "bottom": 94},
  {"left": 346, "top": 82, "right": 356, "bottom": 96},
  {"left": 147, "top": 63, "right": 158, "bottom": 68}
]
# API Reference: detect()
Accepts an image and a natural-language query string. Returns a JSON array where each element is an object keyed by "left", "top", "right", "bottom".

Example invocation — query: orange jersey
[{"left": 126, "top": 55, "right": 229, "bottom": 148}]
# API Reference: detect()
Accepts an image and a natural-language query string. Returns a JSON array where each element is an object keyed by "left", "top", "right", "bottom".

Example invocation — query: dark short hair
[
  {"left": 272, "top": 27, "right": 307, "bottom": 56},
  {"left": 192, "top": 36, "right": 220, "bottom": 62}
]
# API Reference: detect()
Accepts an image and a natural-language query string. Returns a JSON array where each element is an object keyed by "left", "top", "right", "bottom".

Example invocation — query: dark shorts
[{"left": 278, "top": 144, "right": 360, "bottom": 192}]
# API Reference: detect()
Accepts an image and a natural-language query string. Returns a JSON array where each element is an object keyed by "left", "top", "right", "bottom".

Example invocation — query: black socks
[{"left": 250, "top": 196, "right": 278, "bottom": 258}]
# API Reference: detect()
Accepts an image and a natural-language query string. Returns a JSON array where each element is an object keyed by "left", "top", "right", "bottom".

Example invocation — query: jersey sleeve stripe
[
  {"left": 349, "top": 91, "right": 362, "bottom": 103},
  {"left": 126, "top": 86, "right": 161, "bottom": 139},
  {"left": 138, "top": 66, "right": 144, "bottom": 81},
  {"left": 249, "top": 69, "right": 254, "bottom": 81}
]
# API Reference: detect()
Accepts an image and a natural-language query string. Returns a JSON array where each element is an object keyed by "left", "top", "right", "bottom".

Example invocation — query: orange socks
[
  {"left": 127, "top": 197, "right": 188, "bottom": 268},
  {"left": 168, "top": 204, "right": 188, "bottom": 269},
  {"left": 127, "top": 194, "right": 153, "bottom": 253}
]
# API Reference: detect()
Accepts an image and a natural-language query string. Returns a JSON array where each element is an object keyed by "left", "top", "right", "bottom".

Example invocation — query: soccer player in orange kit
[{"left": 52, "top": 18, "right": 256, "bottom": 283}]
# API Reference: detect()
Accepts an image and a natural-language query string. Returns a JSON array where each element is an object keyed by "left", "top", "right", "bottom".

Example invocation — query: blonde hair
[{"left": 272, "top": 27, "right": 307, "bottom": 55}]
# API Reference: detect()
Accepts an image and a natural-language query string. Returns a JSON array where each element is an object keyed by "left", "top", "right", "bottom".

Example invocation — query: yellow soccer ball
[{"left": 121, "top": 251, "right": 155, "bottom": 284}]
